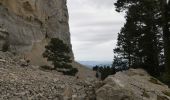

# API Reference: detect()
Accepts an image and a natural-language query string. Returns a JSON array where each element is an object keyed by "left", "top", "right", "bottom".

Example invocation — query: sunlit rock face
[{"left": 0, "top": 0, "right": 73, "bottom": 64}]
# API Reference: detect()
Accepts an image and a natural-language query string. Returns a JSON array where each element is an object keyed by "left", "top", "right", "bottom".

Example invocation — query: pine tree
[
  {"left": 114, "top": 0, "right": 162, "bottom": 76},
  {"left": 43, "top": 38, "right": 78, "bottom": 76},
  {"left": 160, "top": 0, "right": 170, "bottom": 84}
]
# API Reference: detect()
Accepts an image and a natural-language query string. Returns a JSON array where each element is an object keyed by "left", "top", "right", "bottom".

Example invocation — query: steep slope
[
  {"left": 0, "top": 0, "right": 73, "bottom": 63},
  {"left": 0, "top": 52, "right": 97, "bottom": 100}
]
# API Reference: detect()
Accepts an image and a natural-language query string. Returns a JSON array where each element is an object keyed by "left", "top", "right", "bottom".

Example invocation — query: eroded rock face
[
  {"left": 0, "top": 0, "right": 72, "bottom": 57},
  {"left": 96, "top": 69, "right": 170, "bottom": 100}
]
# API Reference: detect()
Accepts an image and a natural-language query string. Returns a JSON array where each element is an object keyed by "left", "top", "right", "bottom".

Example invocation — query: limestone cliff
[{"left": 0, "top": 0, "right": 73, "bottom": 63}]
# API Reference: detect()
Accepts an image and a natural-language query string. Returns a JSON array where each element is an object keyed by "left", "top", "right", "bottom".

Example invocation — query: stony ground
[
  {"left": 0, "top": 52, "right": 98, "bottom": 100},
  {"left": 1, "top": 52, "right": 170, "bottom": 100}
]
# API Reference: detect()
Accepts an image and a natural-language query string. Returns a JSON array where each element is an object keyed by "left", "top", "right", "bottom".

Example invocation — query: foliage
[
  {"left": 162, "top": 91, "right": 170, "bottom": 97},
  {"left": 157, "top": 95, "right": 169, "bottom": 100},
  {"left": 112, "top": 56, "right": 128, "bottom": 71},
  {"left": 149, "top": 77, "right": 162, "bottom": 85},
  {"left": 40, "top": 65, "right": 53, "bottom": 70},
  {"left": 43, "top": 38, "right": 78, "bottom": 76},
  {"left": 113, "top": 0, "right": 170, "bottom": 78},
  {"left": 2, "top": 42, "right": 9, "bottom": 52},
  {"left": 62, "top": 68, "right": 78, "bottom": 76},
  {"left": 93, "top": 65, "right": 99, "bottom": 71},
  {"left": 161, "top": 73, "right": 170, "bottom": 85},
  {"left": 43, "top": 38, "right": 72, "bottom": 66},
  {"left": 142, "top": 91, "right": 150, "bottom": 98},
  {"left": 113, "top": 0, "right": 170, "bottom": 86},
  {"left": 93, "top": 65, "right": 116, "bottom": 80}
]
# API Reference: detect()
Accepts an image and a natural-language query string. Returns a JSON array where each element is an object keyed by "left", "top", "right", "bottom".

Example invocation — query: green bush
[
  {"left": 2, "top": 42, "right": 9, "bottom": 52},
  {"left": 63, "top": 68, "right": 78, "bottom": 76},
  {"left": 93, "top": 65, "right": 99, "bottom": 71},
  {"left": 162, "top": 91, "right": 170, "bottom": 97},
  {"left": 160, "top": 73, "right": 170, "bottom": 86},
  {"left": 94, "top": 65, "right": 116, "bottom": 80},
  {"left": 149, "top": 77, "right": 162, "bottom": 85},
  {"left": 40, "top": 65, "right": 53, "bottom": 70}
]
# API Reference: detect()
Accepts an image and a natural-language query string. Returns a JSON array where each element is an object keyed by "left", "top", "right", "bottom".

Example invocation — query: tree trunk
[
  {"left": 161, "top": 0, "right": 170, "bottom": 74},
  {"left": 128, "top": 53, "right": 131, "bottom": 67}
]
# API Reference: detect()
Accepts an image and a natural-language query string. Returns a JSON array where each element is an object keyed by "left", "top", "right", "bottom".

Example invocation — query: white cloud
[{"left": 67, "top": 0, "right": 125, "bottom": 61}]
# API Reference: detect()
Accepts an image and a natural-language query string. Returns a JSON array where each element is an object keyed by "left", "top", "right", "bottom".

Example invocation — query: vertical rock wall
[{"left": 0, "top": 0, "right": 73, "bottom": 64}]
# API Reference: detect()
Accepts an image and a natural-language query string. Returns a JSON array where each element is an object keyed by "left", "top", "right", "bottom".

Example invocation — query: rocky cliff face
[{"left": 0, "top": 0, "right": 73, "bottom": 61}]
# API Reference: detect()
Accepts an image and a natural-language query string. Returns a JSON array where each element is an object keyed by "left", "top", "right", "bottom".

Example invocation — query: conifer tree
[
  {"left": 43, "top": 38, "right": 78, "bottom": 76},
  {"left": 114, "top": 0, "right": 162, "bottom": 76},
  {"left": 160, "top": 0, "right": 170, "bottom": 83}
]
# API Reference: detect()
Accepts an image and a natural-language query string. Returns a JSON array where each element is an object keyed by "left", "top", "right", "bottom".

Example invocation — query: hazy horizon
[{"left": 67, "top": 0, "right": 125, "bottom": 61}]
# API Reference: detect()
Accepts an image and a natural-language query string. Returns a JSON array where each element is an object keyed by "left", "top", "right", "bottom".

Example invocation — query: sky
[{"left": 67, "top": 0, "right": 125, "bottom": 61}]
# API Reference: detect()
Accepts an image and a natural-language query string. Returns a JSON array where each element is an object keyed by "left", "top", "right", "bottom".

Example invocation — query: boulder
[{"left": 96, "top": 69, "right": 170, "bottom": 100}]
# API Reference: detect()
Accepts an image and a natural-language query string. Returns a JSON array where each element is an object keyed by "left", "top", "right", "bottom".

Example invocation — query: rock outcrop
[
  {"left": 96, "top": 69, "right": 170, "bottom": 100},
  {"left": 0, "top": 0, "right": 73, "bottom": 62}
]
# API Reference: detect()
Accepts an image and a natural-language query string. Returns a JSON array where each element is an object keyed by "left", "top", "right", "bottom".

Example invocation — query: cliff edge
[{"left": 0, "top": 0, "right": 73, "bottom": 64}]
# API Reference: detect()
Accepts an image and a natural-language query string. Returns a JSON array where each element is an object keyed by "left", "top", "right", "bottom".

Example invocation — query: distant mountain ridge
[{"left": 78, "top": 61, "right": 112, "bottom": 68}]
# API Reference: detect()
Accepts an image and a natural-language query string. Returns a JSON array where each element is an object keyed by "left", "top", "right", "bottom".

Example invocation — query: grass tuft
[
  {"left": 142, "top": 91, "right": 150, "bottom": 98},
  {"left": 157, "top": 95, "right": 169, "bottom": 100},
  {"left": 163, "top": 91, "right": 170, "bottom": 97},
  {"left": 149, "top": 77, "right": 162, "bottom": 85}
]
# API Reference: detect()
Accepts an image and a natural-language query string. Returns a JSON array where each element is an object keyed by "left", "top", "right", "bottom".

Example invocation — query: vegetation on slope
[
  {"left": 113, "top": 0, "right": 170, "bottom": 85},
  {"left": 42, "top": 38, "right": 78, "bottom": 76}
]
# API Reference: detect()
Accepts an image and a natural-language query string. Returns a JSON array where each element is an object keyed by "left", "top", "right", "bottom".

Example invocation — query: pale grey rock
[
  {"left": 63, "top": 86, "right": 73, "bottom": 100},
  {"left": 0, "top": 0, "right": 73, "bottom": 63},
  {"left": 96, "top": 69, "right": 170, "bottom": 100}
]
